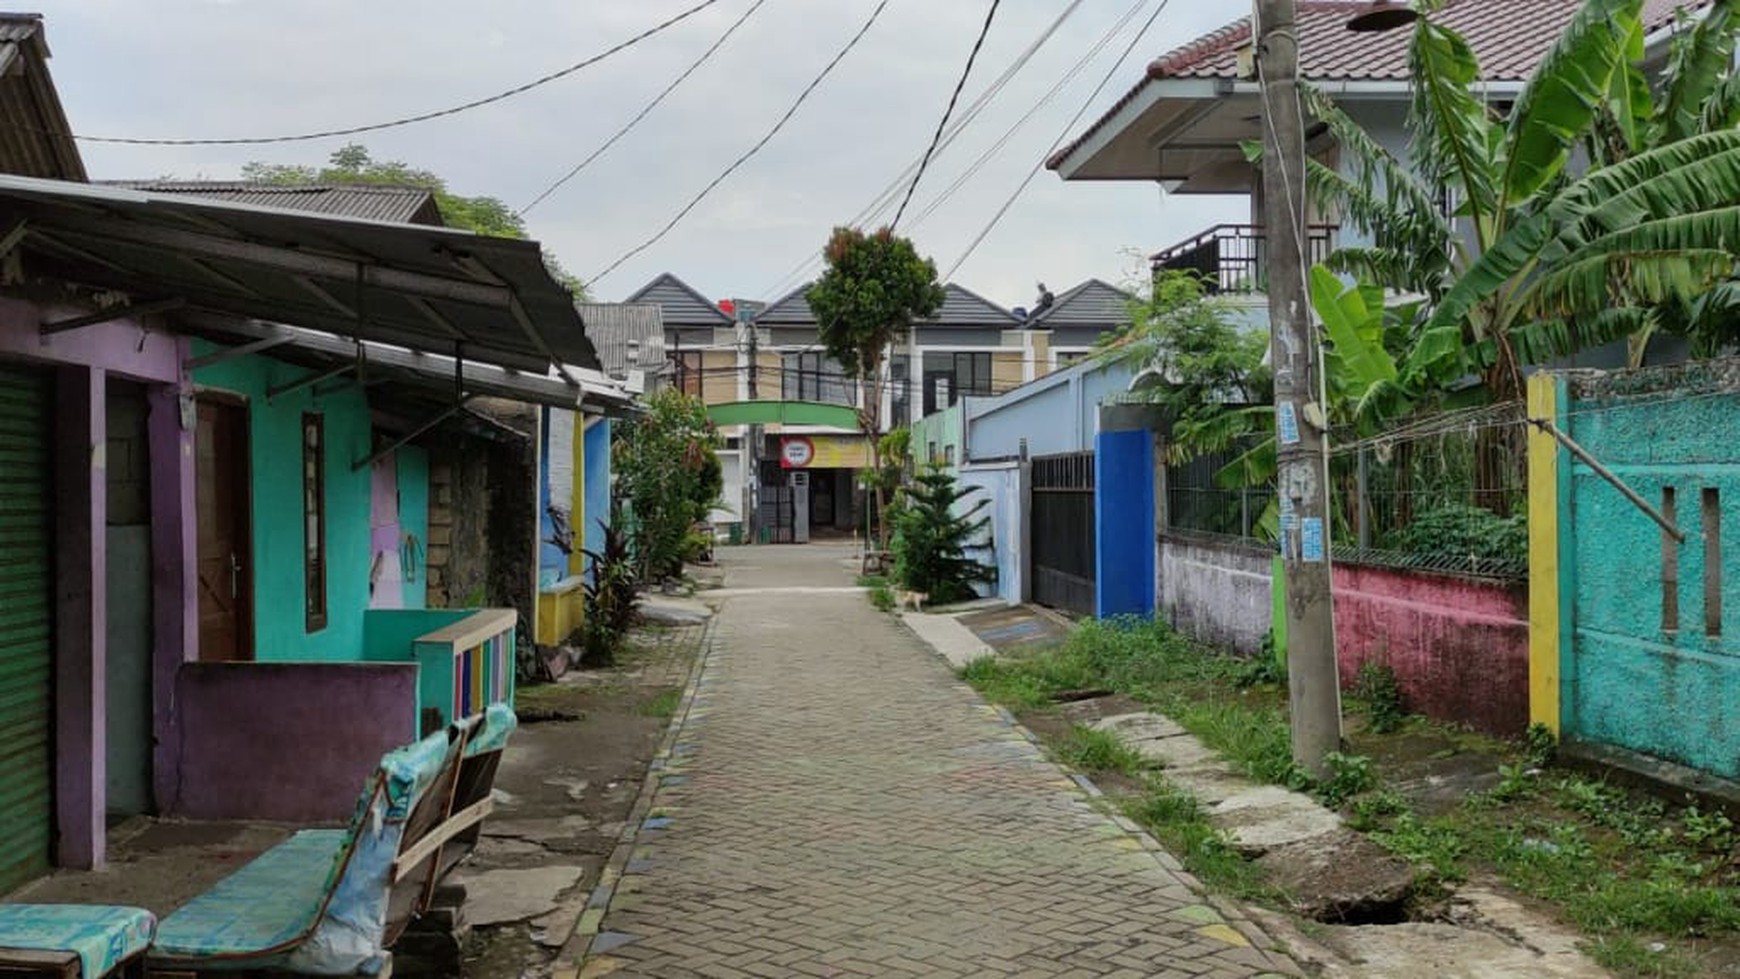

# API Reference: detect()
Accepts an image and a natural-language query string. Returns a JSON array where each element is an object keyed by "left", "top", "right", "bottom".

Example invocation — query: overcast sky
[{"left": 39, "top": 0, "right": 1249, "bottom": 311}]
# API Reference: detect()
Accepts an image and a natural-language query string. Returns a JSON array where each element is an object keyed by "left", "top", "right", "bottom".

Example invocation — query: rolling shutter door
[{"left": 0, "top": 364, "right": 53, "bottom": 892}]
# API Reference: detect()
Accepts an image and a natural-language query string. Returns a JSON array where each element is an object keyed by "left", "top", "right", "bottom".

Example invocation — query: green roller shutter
[{"left": 0, "top": 364, "right": 52, "bottom": 892}]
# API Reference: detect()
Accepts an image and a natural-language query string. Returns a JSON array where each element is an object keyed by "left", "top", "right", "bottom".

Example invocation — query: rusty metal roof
[
  {"left": 1051, "top": 0, "right": 1712, "bottom": 172},
  {"left": 104, "top": 181, "right": 443, "bottom": 226},
  {"left": 0, "top": 14, "right": 84, "bottom": 181}
]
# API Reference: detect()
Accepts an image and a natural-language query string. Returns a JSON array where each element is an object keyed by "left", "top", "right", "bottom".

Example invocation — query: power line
[
  {"left": 944, "top": 0, "right": 1171, "bottom": 280},
  {"left": 69, "top": 0, "right": 725, "bottom": 146},
  {"left": 905, "top": 0, "right": 1147, "bottom": 233},
  {"left": 520, "top": 0, "right": 770, "bottom": 216},
  {"left": 890, "top": 0, "right": 1003, "bottom": 230},
  {"left": 589, "top": 0, "right": 895, "bottom": 287},
  {"left": 758, "top": 0, "right": 1087, "bottom": 299}
]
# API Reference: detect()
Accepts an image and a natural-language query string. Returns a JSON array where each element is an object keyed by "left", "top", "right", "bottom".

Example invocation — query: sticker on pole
[
  {"left": 1278, "top": 401, "right": 1301, "bottom": 445},
  {"left": 1301, "top": 517, "right": 1325, "bottom": 562}
]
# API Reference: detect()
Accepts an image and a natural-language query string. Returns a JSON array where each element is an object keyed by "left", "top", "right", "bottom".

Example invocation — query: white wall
[{"left": 957, "top": 462, "right": 1024, "bottom": 604}]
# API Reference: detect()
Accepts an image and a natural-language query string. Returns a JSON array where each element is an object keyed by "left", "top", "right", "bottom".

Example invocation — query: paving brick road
[{"left": 572, "top": 545, "right": 1297, "bottom": 978}]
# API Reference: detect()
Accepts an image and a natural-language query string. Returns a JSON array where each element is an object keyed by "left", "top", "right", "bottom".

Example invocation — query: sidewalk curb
[
  {"left": 552, "top": 615, "right": 717, "bottom": 979},
  {"left": 905, "top": 617, "right": 1304, "bottom": 977}
]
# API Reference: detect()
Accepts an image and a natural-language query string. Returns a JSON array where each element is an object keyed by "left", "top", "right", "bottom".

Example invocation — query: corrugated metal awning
[
  {"left": 181, "top": 311, "right": 633, "bottom": 416},
  {"left": 0, "top": 174, "right": 596, "bottom": 374}
]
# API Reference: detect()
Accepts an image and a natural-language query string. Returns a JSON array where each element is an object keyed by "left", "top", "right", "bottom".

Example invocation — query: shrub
[
  {"left": 891, "top": 466, "right": 995, "bottom": 604},
  {"left": 580, "top": 508, "right": 640, "bottom": 666},
  {"left": 1386, "top": 503, "right": 1526, "bottom": 569}
]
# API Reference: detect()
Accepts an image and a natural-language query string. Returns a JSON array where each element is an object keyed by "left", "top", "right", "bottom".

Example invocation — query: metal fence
[{"left": 1163, "top": 404, "right": 1529, "bottom": 581}]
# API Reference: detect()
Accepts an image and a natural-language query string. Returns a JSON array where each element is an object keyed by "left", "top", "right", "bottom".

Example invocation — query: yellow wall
[
  {"left": 702, "top": 349, "right": 738, "bottom": 406},
  {"left": 1526, "top": 373, "right": 1561, "bottom": 734},
  {"left": 992, "top": 351, "right": 1024, "bottom": 392}
]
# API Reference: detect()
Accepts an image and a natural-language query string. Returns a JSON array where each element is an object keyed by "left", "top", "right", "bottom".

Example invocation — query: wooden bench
[
  {"left": 0, "top": 905, "right": 156, "bottom": 979},
  {"left": 144, "top": 706, "right": 516, "bottom": 978}
]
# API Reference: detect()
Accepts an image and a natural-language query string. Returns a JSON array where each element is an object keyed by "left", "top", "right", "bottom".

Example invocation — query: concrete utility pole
[
  {"left": 1255, "top": 0, "right": 1341, "bottom": 776},
  {"left": 741, "top": 302, "right": 763, "bottom": 545}
]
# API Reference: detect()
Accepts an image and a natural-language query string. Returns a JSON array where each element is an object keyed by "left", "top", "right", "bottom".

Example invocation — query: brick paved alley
[{"left": 573, "top": 545, "right": 1298, "bottom": 978}]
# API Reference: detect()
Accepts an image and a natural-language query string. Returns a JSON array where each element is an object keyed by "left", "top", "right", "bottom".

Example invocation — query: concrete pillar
[
  {"left": 54, "top": 365, "right": 105, "bottom": 868},
  {"left": 148, "top": 370, "right": 197, "bottom": 813}
]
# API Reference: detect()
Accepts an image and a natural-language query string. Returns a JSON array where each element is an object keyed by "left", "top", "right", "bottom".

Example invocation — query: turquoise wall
[
  {"left": 911, "top": 401, "right": 965, "bottom": 468},
  {"left": 1564, "top": 386, "right": 1740, "bottom": 776},
  {"left": 361, "top": 608, "right": 470, "bottom": 665},
  {"left": 193, "top": 341, "right": 425, "bottom": 663}
]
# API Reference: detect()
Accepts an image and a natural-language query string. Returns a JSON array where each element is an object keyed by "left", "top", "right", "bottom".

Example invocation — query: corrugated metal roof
[
  {"left": 0, "top": 174, "right": 595, "bottom": 372},
  {"left": 1051, "top": 0, "right": 1712, "bottom": 171},
  {"left": 0, "top": 14, "right": 84, "bottom": 181},
  {"left": 105, "top": 181, "right": 443, "bottom": 226},
  {"left": 577, "top": 302, "right": 667, "bottom": 378},
  {"left": 1032, "top": 279, "right": 1135, "bottom": 328},
  {"left": 623, "top": 272, "right": 732, "bottom": 327}
]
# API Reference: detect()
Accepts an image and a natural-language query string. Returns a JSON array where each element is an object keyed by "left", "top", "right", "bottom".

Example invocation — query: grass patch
[
  {"left": 960, "top": 615, "right": 1740, "bottom": 977},
  {"left": 1049, "top": 724, "right": 1147, "bottom": 776},
  {"left": 638, "top": 688, "right": 682, "bottom": 718},
  {"left": 1121, "top": 779, "right": 1282, "bottom": 904},
  {"left": 855, "top": 574, "right": 888, "bottom": 588},
  {"left": 868, "top": 584, "right": 895, "bottom": 612}
]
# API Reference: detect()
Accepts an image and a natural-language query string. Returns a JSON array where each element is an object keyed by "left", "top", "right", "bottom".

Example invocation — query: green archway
[{"left": 705, "top": 400, "right": 860, "bottom": 429}]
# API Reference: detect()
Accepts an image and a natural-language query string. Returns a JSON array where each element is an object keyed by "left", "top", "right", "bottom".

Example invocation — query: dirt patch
[{"left": 458, "top": 621, "right": 705, "bottom": 979}]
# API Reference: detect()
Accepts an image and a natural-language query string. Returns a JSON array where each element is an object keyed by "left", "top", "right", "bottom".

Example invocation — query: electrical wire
[
  {"left": 890, "top": 0, "right": 1003, "bottom": 230},
  {"left": 943, "top": 0, "right": 1171, "bottom": 280},
  {"left": 588, "top": 0, "right": 895, "bottom": 288},
  {"left": 519, "top": 0, "right": 770, "bottom": 216},
  {"left": 758, "top": 0, "right": 1088, "bottom": 298},
  {"left": 69, "top": 0, "right": 725, "bottom": 146},
  {"left": 905, "top": 0, "right": 1147, "bottom": 233}
]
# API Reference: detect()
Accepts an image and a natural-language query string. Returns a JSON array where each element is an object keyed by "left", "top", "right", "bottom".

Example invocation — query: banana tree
[{"left": 1307, "top": 0, "right": 1740, "bottom": 390}]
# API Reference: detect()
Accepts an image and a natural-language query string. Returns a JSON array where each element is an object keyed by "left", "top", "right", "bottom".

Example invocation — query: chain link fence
[{"left": 1163, "top": 404, "right": 1528, "bottom": 581}]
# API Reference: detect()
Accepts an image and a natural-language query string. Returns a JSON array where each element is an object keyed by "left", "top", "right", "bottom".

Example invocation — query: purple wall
[
  {"left": 168, "top": 663, "right": 418, "bottom": 823},
  {"left": 1333, "top": 563, "right": 1530, "bottom": 737}
]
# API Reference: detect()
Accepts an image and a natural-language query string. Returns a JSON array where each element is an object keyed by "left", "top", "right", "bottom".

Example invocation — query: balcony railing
[{"left": 1150, "top": 224, "right": 1338, "bottom": 294}]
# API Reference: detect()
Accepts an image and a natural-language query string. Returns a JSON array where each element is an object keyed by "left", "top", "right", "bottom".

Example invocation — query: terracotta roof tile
[{"left": 1051, "top": 0, "right": 1710, "bottom": 170}]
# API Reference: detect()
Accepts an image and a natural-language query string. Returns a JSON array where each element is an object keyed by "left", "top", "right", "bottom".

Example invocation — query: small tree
[
  {"left": 807, "top": 227, "right": 946, "bottom": 561},
  {"left": 892, "top": 467, "right": 994, "bottom": 605},
  {"left": 613, "top": 389, "right": 722, "bottom": 582}
]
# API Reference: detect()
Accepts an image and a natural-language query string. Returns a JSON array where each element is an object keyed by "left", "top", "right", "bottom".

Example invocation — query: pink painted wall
[
  {"left": 169, "top": 662, "right": 418, "bottom": 823},
  {"left": 1333, "top": 563, "right": 1529, "bottom": 737},
  {"left": 0, "top": 297, "right": 181, "bottom": 383}
]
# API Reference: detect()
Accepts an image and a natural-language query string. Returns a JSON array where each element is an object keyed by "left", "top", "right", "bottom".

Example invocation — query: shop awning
[{"left": 0, "top": 174, "right": 596, "bottom": 374}]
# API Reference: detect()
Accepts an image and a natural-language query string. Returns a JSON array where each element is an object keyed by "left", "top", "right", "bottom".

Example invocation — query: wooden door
[{"left": 196, "top": 398, "right": 252, "bottom": 661}]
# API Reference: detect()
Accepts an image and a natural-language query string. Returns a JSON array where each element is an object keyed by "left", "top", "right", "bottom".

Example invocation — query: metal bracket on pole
[
  {"left": 353, "top": 395, "right": 473, "bottom": 472},
  {"left": 268, "top": 362, "right": 355, "bottom": 403},
  {"left": 1531, "top": 417, "right": 1684, "bottom": 542},
  {"left": 185, "top": 332, "right": 296, "bottom": 370},
  {"left": 41, "top": 297, "right": 185, "bottom": 336}
]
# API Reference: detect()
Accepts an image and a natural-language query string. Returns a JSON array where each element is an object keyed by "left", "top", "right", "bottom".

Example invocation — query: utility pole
[
  {"left": 1255, "top": 0, "right": 1341, "bottom": 776},
  {"left": 740, "top": 302, "right": 762, "bottom": 546}
]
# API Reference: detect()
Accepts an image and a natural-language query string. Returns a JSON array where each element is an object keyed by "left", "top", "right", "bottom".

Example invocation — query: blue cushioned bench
[
  {"left": 145, "top": 706, "right": 516, "bottom": 978},
  {"left": 0, "top": 904, "right": 156, "bottom": 979}
]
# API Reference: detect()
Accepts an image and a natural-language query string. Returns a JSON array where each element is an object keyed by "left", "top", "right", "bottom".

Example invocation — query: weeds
[
  {"left": 1353, "top": 663, "right": 1407, "bottom": 734},
  {"left": 868, "top": 584, "right": 895, "bottom": 612},
  {"left": 638, "top": 688, "right": 681, "bottom": 718},
  {"left": 1121, "top": 780, "right": 1281, "bottom": 904},
  {"left": 1316, "top": 752, "right": 1378, "bottom": 808},
  {"left": 1051, "top": 725, "right": 1147, "bottom": 776}
]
